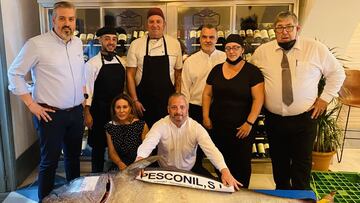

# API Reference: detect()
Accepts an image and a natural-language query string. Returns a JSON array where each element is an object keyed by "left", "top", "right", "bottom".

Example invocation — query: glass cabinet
[
  {"left": 177, "top": 6, "right": 231, "bottom": 54},
  {"left": 37, "top": 0, "right": 298, "bottom": 58}
]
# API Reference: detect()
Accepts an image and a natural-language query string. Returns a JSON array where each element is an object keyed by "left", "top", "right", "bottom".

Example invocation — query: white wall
[
  {"left": 301, "top": 0, "right": 360, "bottom": 58},
  {"left": 1, "top": 0, "right": 40, "bottom": 158}
]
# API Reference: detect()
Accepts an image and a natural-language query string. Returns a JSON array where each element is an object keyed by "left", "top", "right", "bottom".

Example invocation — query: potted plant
[
  {"left": 312, "top": 46, "right": 347, "bottom": 171},
  {"left": 312, "top": 97, "right": 342, "bottom": 171}
]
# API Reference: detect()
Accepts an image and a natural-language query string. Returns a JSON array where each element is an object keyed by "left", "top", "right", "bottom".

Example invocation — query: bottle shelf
[{"left": 82, "top": 44, "right": 131, "bottom": 47}]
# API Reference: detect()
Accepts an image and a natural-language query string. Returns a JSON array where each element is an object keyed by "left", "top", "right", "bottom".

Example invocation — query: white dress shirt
[
  {"left": 137, "top": 115, "right": 227, "bottom": 171},
  {"left": 85, "top": 53, "right": 126, "bottom": 106},
  {"left": 250, "top": 37, "right": 345, "bottom": 116},
  {"left": 126, "top": 34, "right": 182, "bottom": 85},
  {"left": 181, "top": 49, "right": 226, "bottom": 106},
  {"left": 8, "top": 30, "right": 85, "bottom": 109}
]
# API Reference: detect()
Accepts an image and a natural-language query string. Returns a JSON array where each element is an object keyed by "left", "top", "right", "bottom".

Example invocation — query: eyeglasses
[
  {"left": 274, "top": 25, "right": 295, "bottom": 33},
  {"left": 225, "top": 46, "right": 242, "bottom": 52}
]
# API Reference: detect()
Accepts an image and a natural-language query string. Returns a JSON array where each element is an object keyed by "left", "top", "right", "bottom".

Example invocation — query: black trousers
[
  {"left": 265, "top": 110, "right": 317, "bottom": 190},
  {"left": 212, "top": 126, "right": 254, "bottom": 188},
  {"left": 34, "top": 105, "right": 83, "bottom": 201},
  {"left": 91, "top": 145, "right": 106, "bottom": 173},
  {"left": 189, "top": 104, "right": 216, "bottom": 179}
]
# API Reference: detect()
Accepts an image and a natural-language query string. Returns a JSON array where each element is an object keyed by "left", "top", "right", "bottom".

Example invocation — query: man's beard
[{"left": 62, "top": 26, "right": 73, "bottom": 36}]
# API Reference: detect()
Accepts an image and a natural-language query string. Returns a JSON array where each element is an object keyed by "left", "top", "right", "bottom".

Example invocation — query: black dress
[
  {"left": 206, "top": 61, "right": 264, "bottom": 188},
  {"left": 104, "top": 120, "right": 145, "bottom": 166}
]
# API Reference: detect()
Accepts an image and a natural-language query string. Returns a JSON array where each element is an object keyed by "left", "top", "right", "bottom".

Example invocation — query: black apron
[
  {"left": 136, "top": 36, "right": 175, "bottom": 127},
  {"left": 88, "top": 55, "right": 125, "bottom": 148}
]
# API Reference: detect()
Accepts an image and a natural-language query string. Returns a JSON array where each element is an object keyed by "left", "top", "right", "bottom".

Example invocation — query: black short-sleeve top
[{"left": 206, "top": 61, "right": 264, "bottom": 127}]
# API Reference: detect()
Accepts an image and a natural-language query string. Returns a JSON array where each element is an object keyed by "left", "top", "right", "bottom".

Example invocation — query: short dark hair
[
  {"left": 274, "top": 11, "right": 298, "bottom": 26},
  {"left": 168, "top": 92, "right": 188, "bottom": 107},
  {"left": 53, "top": 1, "right": 76, "bottom": 18},
  {"left": 200, "top": 24, "right": 218, "bottom": 37},
  {"left": 201, "top": 24, "right": 217, "bottom": 31},
  {"left": 110, "top": 93, "right": 138, "bottom": 123}
]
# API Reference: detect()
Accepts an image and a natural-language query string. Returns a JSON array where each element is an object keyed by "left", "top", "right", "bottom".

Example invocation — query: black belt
[
  {"left": 39, "top": 103, "right": 79, "bottom": 111},
  {"left": 265, "top": 108, "right": 313, "bottom": 118}
]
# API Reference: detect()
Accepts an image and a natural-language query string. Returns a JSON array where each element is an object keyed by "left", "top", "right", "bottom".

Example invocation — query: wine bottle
[
  {"left": 260, "top": 29, "right": 270, "bottom": 43},
  {"left": 257, "top": 118, "right": 265, "bottom": 134},
  {"left": 189, "top": 30, "right": 197, "bottom": 53},
  {"left": 79, "top": 33, "right": 87, "bottom": 44},
  {"left": 224, "top": 30, "right": 231, "bottom": 39},
  {"left": 117, "top": 33, "right": 127, "bottom": 56},
  {"left": 189, "top": 30, "right": 197, "bottom": 44},
  {"left": 244, "top": 53, "right": 252, "bottom": 61},
  {"left": 268, "top": 29, "right": 276, "bottom": 40},
  {"left": 130, "top": 30, "right": 138, "bottom": 42},
  {"left": 257, "top": 142, "right": 266, "bottom": 158},
  {"left": 196, "top": 30, "right": 201, "bottom": 44},
  {"left": 252, "top": 29, "right": 262, "bottom": 49},
  {"left": 118, "top": 33, "right": 127, "bottom": 44},
  {"left": 86, "top": 33, "right": 94, "bottom": 44},
  {"left": 216, "top": 30, "right": 226, "bottom": 51},
  {"left": 244, "top": 29, "right": 254, "bottom": 53},
  {"left": 239, "top": 30, "right": 246, "bottom": 40},
  {"left": 264, "top": 143, "right": 270, "bottom": 158},
  {"left": 74, "top": 30, "right": 80, "bottom": 37},
  {"left": 252, "top": 143, "right": 259, "bottom": 159},
  {"left": 138, "top": 30, "right": 145, "bottom": 38},
  {"left": 126, "top": 33, "right": 132, "bottom": 44}
]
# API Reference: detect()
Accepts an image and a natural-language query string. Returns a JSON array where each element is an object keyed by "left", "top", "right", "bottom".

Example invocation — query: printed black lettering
[
  {"left": 183, "top": 175, "right": 192, "bottom": 184},
  {"left": 195, "top": 177, "right": 203, "bottom": 187},
  {"left": 165, "top": 173, "right": 173, "bottom": 180},
  {"left": 207, "top": 181, "right": 215, "bottom": 189},
  {"left": 173, "top": 174, "right": 183, "bottom": 182},
  {"left": 148, "top": 172, "right": 156, "bottom": 180},
  {"left": 142, "top": 172, "right": 148, "bottom": 177},
  {"left": 156, "top": 172, "right": 164, "bottom": 180}
]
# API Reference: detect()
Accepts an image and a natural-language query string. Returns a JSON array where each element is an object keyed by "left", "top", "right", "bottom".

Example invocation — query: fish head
[{"left": 123, "top": 156, "right": 163, "bottom": 177}]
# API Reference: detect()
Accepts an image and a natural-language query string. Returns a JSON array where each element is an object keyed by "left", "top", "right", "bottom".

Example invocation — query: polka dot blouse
[{"left": 105, "top": 120, "right": 145, "bottom": 165}]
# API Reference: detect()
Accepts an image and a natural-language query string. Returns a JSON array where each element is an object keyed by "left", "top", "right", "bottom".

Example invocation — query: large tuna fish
[{"left": 44, "top": 156, "right": 315, "bottom": 203}]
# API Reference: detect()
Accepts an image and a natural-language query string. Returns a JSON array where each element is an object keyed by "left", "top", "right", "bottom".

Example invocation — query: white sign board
[{"left": 136, "top": 170, "right": 234, "bottom": 193}]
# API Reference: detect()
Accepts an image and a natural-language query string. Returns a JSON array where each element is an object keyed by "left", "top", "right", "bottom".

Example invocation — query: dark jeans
[
  {"left": 265, "top": 110, "right": 317, "bottom": 190},
  {"left": 34, "top": 105, "right": 83, "bottom": 201}
]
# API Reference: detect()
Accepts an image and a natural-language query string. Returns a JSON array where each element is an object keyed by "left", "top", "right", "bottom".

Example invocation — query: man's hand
[
  {"left": 84, "top": 109, "right": 93, "bottom": 129},
  {"left": 134, "top": 101, "right": 145, "bottom": 117},
  {"left": 236, "top": 122, "right": 252, "bottom": 139},
  {"left": 28, "top": 102, "right": 55, "bottom": 122},
  {"left": 308, "top": 97, "right": 329, "bottom": 119},
  {"left": 220, "top": 168, "right": 242, "bottom": 191},
  {"left": 135, "top": 156, "right": 145, "bottom": 177}
]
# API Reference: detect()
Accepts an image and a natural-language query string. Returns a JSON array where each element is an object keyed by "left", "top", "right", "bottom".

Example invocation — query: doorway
[{"left": 0, "top": 1, "right": 17, "bottom": 194}]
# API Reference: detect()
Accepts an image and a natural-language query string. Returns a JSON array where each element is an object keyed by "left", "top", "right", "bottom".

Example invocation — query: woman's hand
[
  {"left": 236, "top": 122, "right": 252, "bottom": 139},
  {"left": 203, "top": 117, "right": 213, "bottom": 130},
  {"left": 134, "top": 100, "right": 145, "bottom": 117},
  {"left": 117, "top": 162, "right": 127, "bottom": 171}
]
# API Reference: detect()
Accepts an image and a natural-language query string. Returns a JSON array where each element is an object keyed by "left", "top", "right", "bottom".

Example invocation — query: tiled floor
[{"left": 3, "top": 148, "right": 360, "bottom": 202}]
